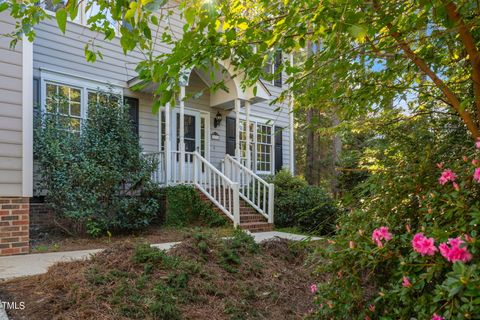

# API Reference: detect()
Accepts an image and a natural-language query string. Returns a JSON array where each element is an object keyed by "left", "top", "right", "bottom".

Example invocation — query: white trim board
[{"left": 22, "top": 35, "right": 33, "bottom": 197}]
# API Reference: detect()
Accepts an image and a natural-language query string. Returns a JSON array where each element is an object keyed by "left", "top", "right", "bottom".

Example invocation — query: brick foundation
[{"left": 0, "top": 197, "right": 29, "bottom": 256}]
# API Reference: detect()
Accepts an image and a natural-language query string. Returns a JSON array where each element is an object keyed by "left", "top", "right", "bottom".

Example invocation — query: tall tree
[{"left": 3, "top": 0, "right": 480, "bottom": 138}]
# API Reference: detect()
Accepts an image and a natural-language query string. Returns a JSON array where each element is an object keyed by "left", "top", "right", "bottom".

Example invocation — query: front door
[
  {"left": 173, "top": 110, "right": 201, "bottom": 153},
  {"left": 172, "top": 109, "right": 201, "bottom": 183}
]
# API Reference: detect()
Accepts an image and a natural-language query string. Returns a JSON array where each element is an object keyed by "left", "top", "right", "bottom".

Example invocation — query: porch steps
[{"left": 196, "top": 189, "right": 274, "bottom": 232}]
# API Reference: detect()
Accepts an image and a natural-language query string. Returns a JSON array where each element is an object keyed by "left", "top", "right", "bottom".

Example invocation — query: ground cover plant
[{"left": 2, "top": 230, "right": 319, "bottom": 320}]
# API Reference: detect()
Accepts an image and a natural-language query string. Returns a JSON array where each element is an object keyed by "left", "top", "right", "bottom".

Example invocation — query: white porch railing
[
  {"left": 222, "top": 154, "right": 274, "bottom": 223},
  {"left": 192, "top": 152, "right": 240, "bottom": 227},
  {"left": 170, "top": 151, "right": 196, "bottom": 184},
  {"left": 146, "top": 151, "right": 277, "bottom": 228},
  {"left": 143, "top": 151, "right": 166, "bottom": 185}
]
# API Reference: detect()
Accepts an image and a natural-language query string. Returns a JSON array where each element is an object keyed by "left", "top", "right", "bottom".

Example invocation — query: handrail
[
  {"left": 223, "top": 154, "right": 274, "bottom": 223},
  {"left": 192, "top": 152, "right": 240, "bottom": 227},
  {"left": 170, "top": 151, "right": 195, "bottom": 184}
]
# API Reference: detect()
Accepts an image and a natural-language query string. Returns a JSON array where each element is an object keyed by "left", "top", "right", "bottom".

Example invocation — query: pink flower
[
  {"left": 472, "top": 159, "right": 479, "bottom": 166},
  {"left": 474, "top": 167, "right": 480, "bottom": 182},
  {"left": 439, "top": 237, "right": 473, "bottom": 263},
  {"left": 412, "top": 233, "right": 438, "bottom": 256},
  {"left": 436, "top": 163, "right": 444, "bottom": 169},
  {"left": 463, "top": 155, "right": 469, "bottom": 162},
  {"left": 453, "top": 182, "right": 460, "bottom": 191},
  {"left": 310, "top": 283, "right": 318, "bottom": 294},
  {"left": 368, "top": 304, "right": 375, "bottom": 312},
  {"left": 402, "top": 276, "right": 411, "bottom": 288},
  {"left": 476, "top": 139, "right": 480, "bottom": 149},
  {"left": 432, "top": 314, "right": 444, "bottom": 320},
  {"left": 438, "top": 169, "right": 457, "bottom": 185},
  {"left": 371, "top": 226, "right": 393, "bottom": 248}
]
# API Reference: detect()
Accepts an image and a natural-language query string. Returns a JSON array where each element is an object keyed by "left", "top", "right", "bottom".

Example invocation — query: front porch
[{"left": 130, "top": 62, "right": 280, "bottom": 230}]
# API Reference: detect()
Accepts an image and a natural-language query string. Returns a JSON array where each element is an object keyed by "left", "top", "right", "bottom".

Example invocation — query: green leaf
[
  {"left": 348, "top": 25, "right": 367, "bottom": 41},
  {"left": 56, "top": 9, "right": 67, "bottom": 34},
  {"left": 0, "top": 2, "right": 9, "bottom": 12},
  {"left": 185, "top": 7, "right": 196, "bottom": 25},
  {"left": 145, "top": 0, "right": 167, "bottom": 12}
]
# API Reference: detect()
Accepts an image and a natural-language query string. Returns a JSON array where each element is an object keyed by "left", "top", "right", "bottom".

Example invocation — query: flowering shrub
[{"left": 309, "top": 143, "right": 480, "bottom": 319}]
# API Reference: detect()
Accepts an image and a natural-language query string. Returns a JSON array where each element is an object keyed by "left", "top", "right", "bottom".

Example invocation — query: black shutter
[
  {"left": 226, "top": 117, "right": 236, "bottom": 156},
  {"left": 33, "top": 78, "right": 40, "bottom": 126},
  {"left": 274, "top": 50, "right": 282, "bottom": 87},
  {"left": 274, "top": 126, "right": 283, "bottom": 173},
  {"left": 124, "top": 97, "right": 139, "bottom": 135}
]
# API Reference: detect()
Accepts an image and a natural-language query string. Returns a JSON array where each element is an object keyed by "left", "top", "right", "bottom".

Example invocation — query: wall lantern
[{"left": 214, "top": 111, "right": 222, "bottom": 128}]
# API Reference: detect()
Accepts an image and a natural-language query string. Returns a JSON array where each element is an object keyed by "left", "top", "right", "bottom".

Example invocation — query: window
[
  {"left": 256, "top": 124, "right": 272, "bottom": 172},
  {"left": 45, "top": 82, "right": 83, "bottom": 132},
  {"left": 239, "top": 119, "right": 274, "bottom": 173},
  {"left": 41, "top": 72, "right": 123, "bottom": 133},
  {"left": 85, "top": 3, "right": 120, "bottom": 34},
  {"left": 42, "top": 0, "right": 81, "bottom": 23},
  {"left": 262, "top": 50, "right": 282, "bottom": 87},
  {"left": 41, "top": 0, "right": 119, "bottom": 33},
  {"left": 87, "top": 90, "right": 121, "bottom": 109},
  {"left": 43, "top": 0, "right": 67, "bottom": 13}
]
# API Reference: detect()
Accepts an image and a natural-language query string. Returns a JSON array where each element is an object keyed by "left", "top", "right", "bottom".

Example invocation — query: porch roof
[{"left": 127, "top": 60, "right": 271, "bottom": 110}]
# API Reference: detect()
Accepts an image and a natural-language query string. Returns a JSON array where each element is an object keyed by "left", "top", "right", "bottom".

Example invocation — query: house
[{"left": 0, "top": 4, "right": 295, "bottom": 256}]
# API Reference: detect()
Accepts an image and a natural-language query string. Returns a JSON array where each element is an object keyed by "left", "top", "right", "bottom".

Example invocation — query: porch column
[
  {"left": 164, "top": 102, "right": 171, "bottom": 184},
  {"left": 245, "top": 100, "right": 252, "bottom": 170},
  {"left": 234, "top": 99, "right": 241, "bottom": 161},
  {"left": 179, "top": 86, "right": 186, "bottom": 182},
  {"left": 289, "top": 96, "right": 295, "bottom": 175}
]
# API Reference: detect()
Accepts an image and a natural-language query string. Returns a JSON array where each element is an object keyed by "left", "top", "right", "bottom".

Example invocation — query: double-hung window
[
  {"left": 239, "top": 119, "right": 274, "bottom": 174},
  {"left": 262, "top": 50, "right": 283, "bottom": 87},
  {"left": 40, "top": 72, "right": 123, "bottom": 132},
  {"left": 41, "top": 0, "right": 120, "bottom": 34},
  {"left": 45, "top": 82, "right": 83, "bottom": 132}
]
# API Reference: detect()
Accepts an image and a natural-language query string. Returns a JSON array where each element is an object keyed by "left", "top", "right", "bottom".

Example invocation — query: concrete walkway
[{"left": 0, "top": 231, "right": 319, "bottom": 280}]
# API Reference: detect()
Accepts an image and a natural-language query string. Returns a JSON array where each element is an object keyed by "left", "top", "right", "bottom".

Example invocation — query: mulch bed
[
  {"left": 1, "top": 234, "right": 318, "bottom": 319},
  {"left": 29, "top": 225, "right": 234, "bottom": 253}
]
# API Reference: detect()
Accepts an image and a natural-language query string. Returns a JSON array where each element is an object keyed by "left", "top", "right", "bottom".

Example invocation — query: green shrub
[
  {"left": 34, "top": 93, "right": 159, "bottom": 236},
  {"left": 165, "top": 185, "right": 227, "bottom": 227},
  {"left": 267, "top": 169, "right": 338, "bottom": 234},
  {"left": 311, "top": 119, "right": 480, "bottom": 319}
]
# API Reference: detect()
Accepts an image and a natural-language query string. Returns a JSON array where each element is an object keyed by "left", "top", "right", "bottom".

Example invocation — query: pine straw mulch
[{"left": 1, "top": 232, "right": 319, "bottom": 320}]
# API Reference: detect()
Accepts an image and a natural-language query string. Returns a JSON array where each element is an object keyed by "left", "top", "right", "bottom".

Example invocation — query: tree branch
[
  {"left": 444, "top": 0, "right": 480, "bottom": 122},
  {"left": 372, "top": 0, "right": 479, "bottom": 138}
]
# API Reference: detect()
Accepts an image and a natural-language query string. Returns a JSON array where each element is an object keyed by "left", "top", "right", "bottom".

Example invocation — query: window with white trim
[
  {"left": 41, "top": 0, "right": 120, "bottom": 34},
  {"left": 41, "top": 73, "right": 122, "bottom": 133},
  {"left": 45, "top": 82, "right": 83, "bottom": 132},
  {"left": 256, "top": 124, "right": 272, "bottom": 172},
  {"left": 239, "top": 120, "right": 274, "bottom": 173}
]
